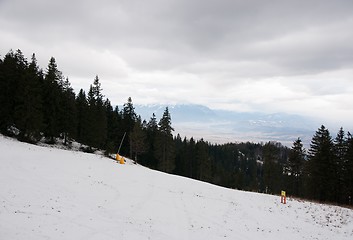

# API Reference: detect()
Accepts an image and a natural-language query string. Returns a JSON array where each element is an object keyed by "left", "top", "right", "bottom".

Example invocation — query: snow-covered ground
[{"left": 1, "top": 135, "right": 353, "bottom": 240}]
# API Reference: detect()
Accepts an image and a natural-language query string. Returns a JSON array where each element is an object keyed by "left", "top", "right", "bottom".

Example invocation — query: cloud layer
[{"left": 1, "top": 0, "right": 353, "bottom": 128}]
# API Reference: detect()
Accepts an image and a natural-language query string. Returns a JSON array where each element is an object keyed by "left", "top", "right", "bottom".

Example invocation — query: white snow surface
[{"left": 1, "top": 135, "right": 353, "bottom": 240}]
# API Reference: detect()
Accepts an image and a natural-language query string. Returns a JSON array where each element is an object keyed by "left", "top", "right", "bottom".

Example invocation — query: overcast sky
[{"left": 1, "top": 0, "right": 353, "bottom": 129}]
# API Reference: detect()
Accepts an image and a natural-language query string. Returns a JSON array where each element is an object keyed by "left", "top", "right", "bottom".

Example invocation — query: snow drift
[{"left": 1, "top": 135, "right": 353, "bottom": 240}]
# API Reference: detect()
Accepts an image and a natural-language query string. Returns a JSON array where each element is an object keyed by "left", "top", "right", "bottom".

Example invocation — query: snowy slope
[{"left": 1, "top": 135, "right": 353, "bottom": 240}]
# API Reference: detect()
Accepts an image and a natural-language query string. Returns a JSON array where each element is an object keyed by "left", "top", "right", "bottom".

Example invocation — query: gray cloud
[{"left": 1, "top": 0, "right": 353, "bottom": 128}]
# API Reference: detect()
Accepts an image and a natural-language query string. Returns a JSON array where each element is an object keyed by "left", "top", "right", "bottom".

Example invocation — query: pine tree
[
  {"left": 333, "top": 127, "right": 347, "bottom": 203},
  {"left": 85, "top": 76, "right": 107, "bottom": 149},
  {"left": 42, "top": 57, "right": 63, "bottom": 143},
  {"left": 0, "top": 50, "right": 25, "bottom": 134},
  {"left": 147, "top": 113, "right": 158, "bottom": 131},
  {"left": 0, "top": 55, "right": 4, "bottom": 132},
  {"left": 140, "top": 113, "right": 159, "bottom": 168},
  {"left": 345, "top": 132, "right": 353, "bottom": 205},
  {"left": 76, "top": 89, "right": 89, "bottom": 145},
  {"left": 122, "top": 97, "right": 137, "bottom": 129},
  {"left": 14, "top": 53, "right": 44, "bottom": 142},
  {"left": 155, "top": 107, "right": 175, "bottom": 173},
  {"left": 60, "top": 77, "right": 77, "bottom": 145},
  {"left": 174, "top": 134, "right": 184, "bottom": 175},
  {"left": 287, "top": 138, "right": 305, "bottom": 197},
  {"left": 121, "top": 97, "right": 137, "bottom": 156},
  {"left": 262, "top": 142, "right": 282, "bottom": 194},
  {"left": 196, "top": 139, "right": 212, "bottom": 182},
  {"left": 130, "top": 116, "right": 147, "bottom": 162},
  {"left": 307, "top": 125, "right": 335, "bottom": 202},
  {"left": 104, "top": 99, "right": 120, "bottom": 155}
]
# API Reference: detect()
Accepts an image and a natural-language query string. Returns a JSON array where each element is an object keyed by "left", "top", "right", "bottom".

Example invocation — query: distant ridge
[{"left": 134, "top": 104, "right": 318, "bottom": 146}]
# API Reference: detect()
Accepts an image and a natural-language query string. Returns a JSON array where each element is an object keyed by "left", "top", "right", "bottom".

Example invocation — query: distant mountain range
[{"left": 134, "top": 104, "right": 319, "bottom": 146}]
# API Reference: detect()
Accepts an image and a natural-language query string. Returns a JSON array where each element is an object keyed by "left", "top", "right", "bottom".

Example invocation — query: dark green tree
[
  {"left": 155, "top": 107, "right": 175, "bottom": 173},
  {"left": 59, "top": 77, "right": 77, "bottom": 145},
  {"left": 42, "top": 57, "right": 63, "bottom": 143},
  {"left": 333, "top": 127, "right": 348, "bottom": 203},
  {"left": 195, "top": 139, "right": 212, "bottom": 182},
  {"left": 345, "top": 132, "right": 353, "bottom": 205},
  {"left": 0, "top": 50, "right": 26, "bottom": 134},
  {"left": 121, "top": 97, "right": 137, "bottom": 156},
  {"left": 287, "top": 138, "right": 305, "bottom": 197},
  {"left": 104, "top": 99, "right": 121, "bottom": 155},
  {"left": 307, "top": 125, "right": 335, "bottom": 202},
  {"left": 14, "top": 53, "right": 44, "bottom": 142},
  {"left": 130, "top": 116, "right": 147, "bottom": 162},
  {"left": 85, "top": 76, "right": 107, "bottom": 149},
  {"left": 185, "top": 137, "right": 196, "bottom": 178},
  {"left": 140, "top": 113, "right": 159, "bottom": 168},
  {"left": 262, "top": 142, "right": 282, "bottom": 194},
  {"left": 76, "top": 89, "right": 89, "bottom": 145}
]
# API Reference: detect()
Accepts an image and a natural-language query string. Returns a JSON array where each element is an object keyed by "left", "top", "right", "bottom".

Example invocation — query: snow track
[{"left": 1, "top": 135, "right": 353, "bottom": 240}]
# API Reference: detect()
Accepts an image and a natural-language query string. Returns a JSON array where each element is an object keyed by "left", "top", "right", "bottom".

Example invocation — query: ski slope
[{"left": 1, "top": 135, "right": 353, "bottom": 240}]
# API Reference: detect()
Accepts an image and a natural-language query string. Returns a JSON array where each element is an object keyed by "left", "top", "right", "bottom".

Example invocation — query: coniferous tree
[
  {"left": 42, "top": 57, "right": 63, "bottom": 143},
  {"left": 262, "top": 142, "right": 282, "bottom": 194},
  {"left": 122, "top": 97, "right": 137, "bottom": 129},
  {"left": 0, "top": 50, "right": 25, "bottom": 134},
  {"left": 121, "top": 97, "right": 137, "bottom": 156},
  {"left": 130, "top": 116, "right": 147, "bottom": 162},
  {"left": 236, "top": 149, "right": 247, "bottom": 190},
  {"left": 155, "top": 107, "right": 175, "bottom": 173},
  {"left": 287, "top": 138, "right": 305, "bottom": 197},
  {"left": 196, "top": 139, "right": 212, "bottom": 182},
  {"left": 186, "top": 137, "right": 196, "bottom": 178},
  {"left": 307, "top": 125, "right": 335, "bottom": 202},
  {"left": 174, "top": 134, "right": 184, "bottom": 175},
  {"left": 85, "top": 76, "right": 107, "bottom": 149},
  {"left": 141, "top": 113, "right": 159, "bottom": 168},
  {"left": 0, "top": 55, "right": 4, "bottom": 132},
  {"left": 345, "top": 132, "right": 353, "bottom": 205},
  {"left": 76, "top": 89, "right": 89, "bottom": 145},
  {"left": 333, "top": 127, "right": 347, "bottom": 203},
  {"left": 14, "top": 53, "right": 44, "bottom": 142},
  {"left": 104, "top": 99, "right": 120, "bottom": 155},
  {"left": 246, "top": 154, "right": 258, "bottom": 191},
  {"left": 60, "top": 77, "right": 77, "bottom": 145}
]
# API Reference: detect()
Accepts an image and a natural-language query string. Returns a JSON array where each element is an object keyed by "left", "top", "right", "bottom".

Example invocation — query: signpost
[{"left": 281, "top": 190, "right": 286, "bottom": 204}]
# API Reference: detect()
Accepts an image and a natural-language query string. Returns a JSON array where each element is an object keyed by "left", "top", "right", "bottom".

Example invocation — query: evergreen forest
[{"left": 1, "top": 50, "right": 353, "bottom": 206}]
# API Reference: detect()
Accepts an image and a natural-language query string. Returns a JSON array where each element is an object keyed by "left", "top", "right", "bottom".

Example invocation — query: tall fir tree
[
  {"left": 59, "top": 77, "right": 77, "bottom": 145},
  {"left": 130, "top": 116, "right": 147, "bottom": 162},
  {"left": 14, "top": 53, "right": 44, "bottom": 142},
  {"left": 42, "top": 57, "right": 63, "bottom": 143},
  {"left": 140, "top": 113, "right": 159, "bottom": 169},
  {"left": 334, "top": 128, "right": 348, "bottom": 203},
  {"left": 155, "top": 107, "right": 175, "bottom": 173},
  {"left": 196, "top": 139, "right": 212, "bottom": 182},
  {"left": 85, "top": 76, "right": 107, "bottom": 149},
  {"left": 345, "top": 132, "right": 353, "bottom": 205},
  {"left": 104, "top": 99, "right": 120, "bottom": 155},
  {"left": 121, "top": 97, "right": 137, "bottom": 157},
  {"left": 307, "top": 125, "right": 335, "bottom": 202},
  {"left": 287, "top": 138, "right": 305, "bottom": 197},
  {"left": 0, "top": 50, "right": 25, "bottom": 134},
  {"left": 262, "top": 142, "right": 282, "bottom": 194},
  {"left": 76, "top": 89, "right": 89, "bottom": 145}
]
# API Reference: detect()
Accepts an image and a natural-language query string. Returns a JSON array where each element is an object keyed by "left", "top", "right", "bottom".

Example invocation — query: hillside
[{"left": 1, "top": 135, "right": 353, "bottom": 240}]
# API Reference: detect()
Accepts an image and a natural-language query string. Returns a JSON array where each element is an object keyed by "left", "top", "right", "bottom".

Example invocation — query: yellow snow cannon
[{"left": 116, "top": 154, "right": 125, "bottom": 164}]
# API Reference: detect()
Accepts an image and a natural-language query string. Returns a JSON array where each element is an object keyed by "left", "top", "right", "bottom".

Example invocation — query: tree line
[{"left": 1, "top": 50, "right": 352, "bottom": 205}]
